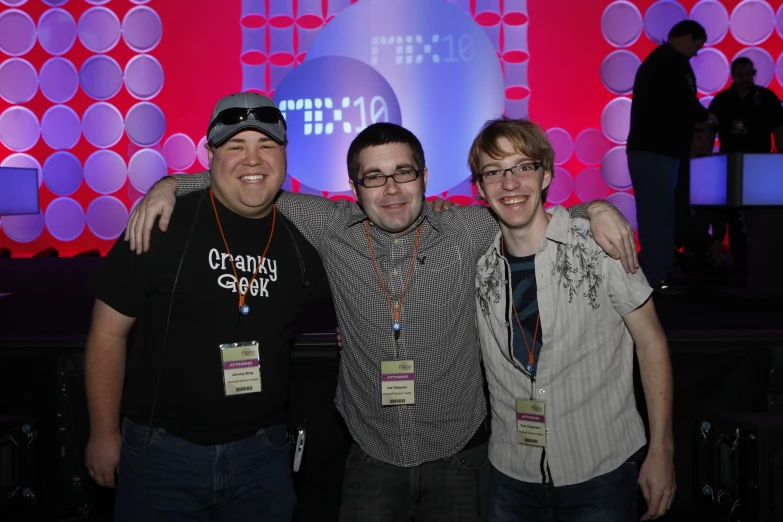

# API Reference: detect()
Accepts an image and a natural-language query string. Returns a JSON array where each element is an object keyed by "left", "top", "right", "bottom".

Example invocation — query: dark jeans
[
  {"left": 114, "top": 418, "right": 295, "bottom": 522},
  {"left": 487, "top": 454, "right": 640, "bottom": 522},
  {"left": 339, "top": 441, "right": 489, "bottom": 522},
  {"left": 628, "top": 151, "right": 680, "bottom": 286}
]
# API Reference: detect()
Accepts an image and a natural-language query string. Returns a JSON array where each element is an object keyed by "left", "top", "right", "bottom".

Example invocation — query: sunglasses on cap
[{"left": 207, "top": 106, "right": 286, "bottom": 134}]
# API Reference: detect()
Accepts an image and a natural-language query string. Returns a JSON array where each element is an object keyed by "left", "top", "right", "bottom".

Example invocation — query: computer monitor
[{"left": 0, "top": 166, "right": 39, "bottom": 216}]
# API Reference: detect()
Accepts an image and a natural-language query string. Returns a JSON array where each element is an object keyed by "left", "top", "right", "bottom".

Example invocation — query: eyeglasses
[
  {"left": 479, "top": 162, "right": 542, "bottom": 184},
  {"left": 356, "top": 168, "right": 420, "bottom": 188},
  {"left": 207, "top": 106, "right": 286, "bottom": 134}
]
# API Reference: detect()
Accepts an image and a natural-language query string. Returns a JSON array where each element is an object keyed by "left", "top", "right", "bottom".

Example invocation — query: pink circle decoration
[
  {"left": 1, "top": 153, "right": 42, "bottom": 188},
  {"left": 600, "top": 97, "right": 632, "bottom": 144},
  {"left": 601, "top": 146, "right": 632, "bottom": 190},
  {"left": 607, "top": 192, "right": 637, "bottom": 230},
  {"left": 0, "top": 107, "right": 40, "bottom": 153},
  {"left": 778, "top": 3, "right": 783, "bottom": 40},
  {"left": 84, "top": 150, "right": 127, "bottom": 194},
  {"left": 545, "top": 128, "right": 573, "bottom": 166},
  {"left": 690, "top": 0, "right": 729, "bottom": 45},
  {"left": 124, "top": 54, "right": 164, "bottom": 100},
  {"left": 82, "top": 102, "right": 125, "bottom": 149},
  {"left": 197, "top": 136, "right": 210, "bottom": 169},
  {"left": 38, "top": 8, "right": 77, "bottom": 55},
  {"left": 126, "top": 102, "right": 166, "bottom": 147},
  {"left": 39, "top": 57, "right": 79, "bottom": 103},
  {"left": 777, "top": 52, "right": 783, "bottom": 88},
  {"left": 574, "top": 167, "right": 610, "bottom": 202},
  {"left": 0, "top": 58, "right": 38, "bottom": 104},
  {"left": 163, "top": 133, "right": 196, "bottom": 171},
  {"left": 80, "top": 55, "right": 123, "bottom": 100},
  {"left": 691, "top": 48, "right": 729, "bottom": 94},
  {"left": 574, "top": 128, "right": 611, "bottom": 166},
  {"left": 45, "top": 197, "right": 85, "bottom": 241},
  {"left": 1, "top": 0, "right": 29, "bottom": 6},
  {"left": 733, "top": 48, "right": 775, "bottom": 88},
  {"left": 78, "top": 7, "right": 121, "bottom": 53},
  {"left": 127, "top": 182, "right": 145, "bottom": 205},
  {"left": 547, "top": 167, "right": 573, "bottom": 205},
  {"left": 600, "top": 51, "right": 640, "bottom": 95},
  {"left": 601, "top": 1, "right": 643, "bottom": 48},
  {"left": 122, "top": 7, "right": 163, "bottom": 53},
  {"left": 87, "top": 196, "right": 129, "bottom": 240},
  {"left": 730, "top": 0, "right": 775, "bottom": 46},
  {"left": 643, "top": 1, "right": 688, "bottom": 45},
  {"left": 128, "top": 148, "right": 168, "bottom": 193},
  {"left": 1, "top": 212, "right": 45, "bottom": 243},
  {"left": 41, "top": 105, "right": 81, "bottom": 150},
  {"left": 0, "top": 9, "right": 36, "bottom": 56},
  {"left": 43, "top": 151, "right": 82, "bottom": 196}
]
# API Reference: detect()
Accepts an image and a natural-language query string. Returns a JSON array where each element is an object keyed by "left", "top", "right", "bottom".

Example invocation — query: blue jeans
[
  {"left": 627, "top": 151, "right": 680, "bottom": 286},
  {"left": 339, "top": 441, "right": 489, "bottom": 522},
  {"left": 487, "top": 455, "right": 640, "bottom": 522},
  {"left": 114, "top": 418, "right": 295, "bottom": 522}
]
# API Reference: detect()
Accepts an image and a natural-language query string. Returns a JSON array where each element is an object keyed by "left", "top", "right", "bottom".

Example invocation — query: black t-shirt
[
  {"left": 708, "top": 86, "right": 783, "bottom": 153},
  {"left": 89, "top": 189, "right": 330, "bottom": 445},
  {"left": 627, "top": 43, "right": 709, "bottom": 159},
  {"left": 506, "top": 253, "right": 543, "bottom": 377}
]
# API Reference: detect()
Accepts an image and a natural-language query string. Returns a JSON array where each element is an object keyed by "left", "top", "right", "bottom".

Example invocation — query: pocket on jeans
[
  {"left": 452, "top": 442, "right": 490, "bottom": 472},
  {"left": 120, "top": 418, "right": 160, "bottom": 451},
  {"left": 257, "top": 424, "right": 290, "bottom": 451},
  {"left": 345, "top": 443, "right": 372, "bottom": 464}
]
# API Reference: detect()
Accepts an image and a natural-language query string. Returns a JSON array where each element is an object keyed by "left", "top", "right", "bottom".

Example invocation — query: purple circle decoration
[
  {"left": 163, "top": 134, "right": 196, "bottom": 171},
  {"left": 123, "top": 7, "right": 163, "bottom": 53},
  {"left": 601, "top": 146, "right": 632, "bottom": 190},
  {"left": 82, "top": 102, "right": 125, "bottom": 149},
  {"left": 734, "top": 48, "right": 775, "bottom": 88},
  {"left": 601, "top": 97, "right": 632, "bottom": 144},
  {"left": 39, "top": 57, "right": 79, "bottom": 103},
  {"left": 43, "top": 151, "right": 82, "bottom": 196},
  {"left": 38, "top": 8, "right": 77, "bottom": 55},
  {"left": 700, "top": 95, "right": 713, "bottom": 110},
  {"left": 644, "top": 1, "right": 688, "bottom": 45},
  {"left": 125, "top": 102, "right": 166, "bottom": 147},
  {"left": 1, "top": 153, "right": 42, "bottom": 188},
  {"left": 124, "top": 54, "right": 164, "bottom": 100},
  {"left": 730, "top": 0, "right": 775, "bottom": 46},
  {"left": 196, "top": 136, "right": 209, "bottom": 169},
  {"left": 777, "top": 53, "right": 783, "bottom": 88},
  {"left": 128, "top": 148, "right": 168, "bottom": 193},
  {"left": 0, "top": 58, "right": 38, "bottom": 103},
  {"left": 691, "top": 48, "right": 729, "bottom": 94},
  {"left": 80, "top": 55, "right": 123, "bottom": 100},
  {"left": 0, "top": 107, "right": 40, "bottom": 152},
  {"left": 87, "top": 196, "right": 128, "bottom": 240},
  {"left": 778, "top": 4, "right": 783, "bottom": 40},
  {"left": 2, "top": 212, "right": 45, "bottom": 243},
  {"left": 43, "top": 0, "right": 69, "bottom": 5},
  {"left": 545, "top": 128, "right": 573, "bottom": 166},
  {"left": 0, "top": 9, "right": 36, "bottom": 56},
  {"left": 547, "top": 168, "right": 573, "bottom": 205},
  {"left": 690, "top": 0, "right": 729, "bottom": 45},
  {"left": 600, "top": 50, "right": 640, "bottom": 94},
  {"left": 84, "top": 149, "right": 127, "bottom": 194},
  {"left": 574, "top": 168, "right": 610, "bottom": 202},
  {"left": 78, "top": 7, "right": 121, "bottom": 53},
  {"left": 45, "top": 197, "right": 85, "bottom": 241},
  {"left": 607, "top": 192, "right": 637, "bottom": 230},
  {"left": 130, "top": 0, "right": 152, "bottom": 3},
  {"left": 41, "top": 105, "right": 81, "bottom": 150},
  {"left": 601, "top": 1, "right": 643, "bottom": 48},
  {"left": 574, "top": 128, "right": 611, "bottom": 166},
  {"left": 1, "top": 0, "right": 29, "bottom": 6},
  {"left": 85, "top": 0, "right": 111, "bottom": 4}
]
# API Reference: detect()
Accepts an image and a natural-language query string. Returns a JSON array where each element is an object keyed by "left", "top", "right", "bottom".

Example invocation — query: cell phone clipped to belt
[{"left": 289, "top": 427, "right": 305, "bottom": 472}]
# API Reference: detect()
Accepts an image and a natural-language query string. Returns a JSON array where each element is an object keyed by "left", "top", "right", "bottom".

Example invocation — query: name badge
[
  {"left": 220, "top": 341, "right": 262, "bottom": 397},
  {"left": 516, "top": 399, "right": 546, "bottom": 447},
  {"left": 381, "top": 360, "right": 415, "bottom": 406}
]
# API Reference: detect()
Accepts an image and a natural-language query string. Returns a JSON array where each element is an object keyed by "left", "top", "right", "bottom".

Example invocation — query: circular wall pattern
[
  {"left": 82, "top": 102, "right": 125, "bottom": 149},
  {"left": 601, "top": 146, "right": 632, "bottom": 190},
  {"left": 643, "top": 1, "right": 687, "bottom": 45},
  {"left": 84, "top": 150, "right": 127, "bottom": 194},
  {"left": 125, "top": 102, "right": 166, "bottom": 147},
  {"left": 600, "top": 50, "right": 640, "bottom": 94},
  {"left": 0, "top": 106, "right": 40, "bottom": 152},
  {"left": 124, "top": 54, "right": 165, "bottom": 100},
  {"left": 38, "top": 8, "right": 77, "bottom": 55},
  {"left": 730, "top": 0, "right": 775, "bottom": 46},
  {"left": 128, "top": 148, "right": 168, "bottom": 192},
  {"left": 690, "top": 0, "right": 729, "bottom": 45},
  {"left": 1, "top": 153, "right": 42, "bottom": 187},
  {"left": 546, "top": 128, "right": 573, "bottom": 166},
  {"left": 122, "top": 6, "right": 163, "bottom": 52},
  {"left": 574, "top": 167, "right": 610, "bottom": 202},
  {"left": 196, "top": 136, "right": 210, "bottom": 169},
  {"left": 691, "top": 48, "right": 729, "bottom": 94},
  {"left": 600, "top": 97, "right": 632, "bottom": 144},
  {"left": 574, "top": 128, "right": 611, "bottom": 165},
  {"left": 45, "top": 197, "right": 85, "bottom": 241},
  {"left": 607, "top": 192, "right": 637, "bottom": 230},
  {"left": 163, "top": 133, "right": 196, "bottom": 171},
  {"left": 43, "top": 151, "right": 82, "bottom": 196},
  {"left": 0, "top": 58, "right": 38, "bottom": 103},
  {"left": 733, "top": 47, "right": 775, "bottom": 88},
  {"left": 1, "top": 212, "right": 45, "bottom": 243},
  {"left": 41, "top": 105, "right": 81, "bottom": 150},
  {"left": 547, "top": 167, "right": 573, "bottom": 205},
  {"left": 601, "top": 1, "right": 643, "bottom": 48},
  {"left": 78, "top": 7, "right": 121, "bottom": 53},
  {"left": 0, "top": 9, "right": 37, "bottom": 56},
  {"left": 87, "top": 196, "right": 129, "bottom": 240},
  {"left": 39, "top": 57, "right": 79, "bottom": 103},
  {"left": 80, "top": 55, "right": 123, "bottom": 100}
]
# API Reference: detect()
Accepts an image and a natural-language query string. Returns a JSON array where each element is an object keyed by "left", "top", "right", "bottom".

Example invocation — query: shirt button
[
  {"left": 393, "top": 269, "right": 399, "bottom": 277},
  {"left": 539, "top": 388, "right": 546, "bottom": 395},
  {"left": 394, "top": 239, "right": 399, "bottom": 244}
]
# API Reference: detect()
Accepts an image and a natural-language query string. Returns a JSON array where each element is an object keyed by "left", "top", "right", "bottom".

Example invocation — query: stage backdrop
[{"left": 0, "top": 0, "right": 782, "bottom": 256}]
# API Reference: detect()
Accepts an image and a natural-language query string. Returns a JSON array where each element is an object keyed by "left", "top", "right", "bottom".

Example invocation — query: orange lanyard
[
  {"left": 365, "top": 221, "right": 422, "bottom": 334},
  {"left": 501, "top": 237, "right": 540, "bottom": 372},
  {"left": 210, "top": 189, "right": 276, "bottom": 315}
]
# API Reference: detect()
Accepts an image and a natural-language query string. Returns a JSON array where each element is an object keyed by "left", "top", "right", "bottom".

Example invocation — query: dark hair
[
  {"left": 467, "top": 117, "right": 555, "bottom": 201},
  {"left": 668, "top": 20, "right": 707, "bottom": 41},
  {"left": 731, "top": 56, "right": 755, "bottom": 73},
  {"left": 346, "top": 123, "right": 426, "bottom": 182}
]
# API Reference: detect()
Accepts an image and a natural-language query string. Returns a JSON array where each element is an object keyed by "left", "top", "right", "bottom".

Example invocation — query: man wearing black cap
[{"left": 83, "top": 93, "right": 330, "bottom": 522}]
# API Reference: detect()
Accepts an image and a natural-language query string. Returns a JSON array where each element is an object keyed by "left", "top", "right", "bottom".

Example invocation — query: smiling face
[
  {"left": 207, "top": 129, "right": 286, "bottom": 218},
  {"left": 476, "top": 136, "right": 552, "bottom": 233},
  {"left": 350, "top": 142, "right": 428, "bottom": 234}
]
